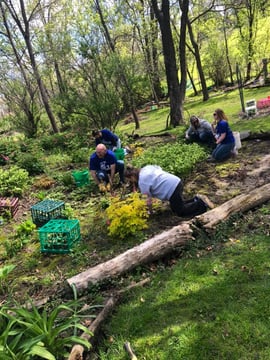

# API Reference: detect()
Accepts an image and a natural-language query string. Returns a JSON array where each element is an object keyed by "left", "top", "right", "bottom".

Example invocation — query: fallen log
[
  {"left": 241, "top": 131, "right": 270, "bottom": 141},
  {"left": 67, "top": 223, "right": 192, "bottom": 294},
  {"left": 196, "top": 183, "right": 270, "bottom": 229}
]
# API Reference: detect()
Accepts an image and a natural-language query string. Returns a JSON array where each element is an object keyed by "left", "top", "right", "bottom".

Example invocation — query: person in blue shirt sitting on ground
[{"left": 208, "top": 108, "right": 235, "bottom": 162}]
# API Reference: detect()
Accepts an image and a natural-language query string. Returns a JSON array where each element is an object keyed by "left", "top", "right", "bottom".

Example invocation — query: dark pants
[
  {"left": 96, "top": 161, "right": 125, "bottom": 183},
  {"left": 189, "top": 131, "right": 215, "bottom": 147},
  {"left": 169, "top": 183, "right": 206, "bottom": 217}
]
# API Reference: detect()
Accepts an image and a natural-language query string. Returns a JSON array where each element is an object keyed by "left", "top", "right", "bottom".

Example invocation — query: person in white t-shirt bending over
[{"left": 124, "top": 165, "right": 214, "bottom": 217}]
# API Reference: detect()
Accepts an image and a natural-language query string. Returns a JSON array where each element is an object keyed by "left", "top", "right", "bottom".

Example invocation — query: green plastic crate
[
  {"left": 72, "top": 170, "right": 90, "bottom": 187},
  {"left": 38, "top": 219, "right": 81, "bottom": 254},
  {"left": 31, "top": 199, "right": 65, "bottom": 227}
]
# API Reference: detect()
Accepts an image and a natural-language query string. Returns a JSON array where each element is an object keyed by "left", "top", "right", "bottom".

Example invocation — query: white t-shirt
[{"left": 138, "top": 165, "right": 180, "bottom": 201}]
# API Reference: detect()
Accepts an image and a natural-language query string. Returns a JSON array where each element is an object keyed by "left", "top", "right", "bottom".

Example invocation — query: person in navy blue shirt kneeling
[
  {"left": 92, "top": 129, "right": 121, "bottom": 150},
  {"left": 89, "top": 144, "right": 125, "bottom": 192}
]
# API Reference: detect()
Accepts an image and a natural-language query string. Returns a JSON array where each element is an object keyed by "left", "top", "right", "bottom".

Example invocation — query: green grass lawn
[
  {"left": 99, "top": 209, "right": 270, "bottom": 360},
  {"left": 119, "top": 87, "right": 270, "bottom": 137}
]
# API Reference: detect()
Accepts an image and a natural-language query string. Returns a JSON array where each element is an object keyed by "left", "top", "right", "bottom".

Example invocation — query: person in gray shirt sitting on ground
[{"left": 186, "top": 115, "right": 215, "bottom": 147}]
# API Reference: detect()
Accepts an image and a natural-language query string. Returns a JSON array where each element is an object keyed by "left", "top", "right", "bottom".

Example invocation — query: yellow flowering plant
[{"left": 106, "top": 192, "right": 149, "bottom": 240}]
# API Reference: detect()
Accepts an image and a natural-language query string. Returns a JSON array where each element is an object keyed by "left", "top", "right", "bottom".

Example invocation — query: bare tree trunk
[
  {"left": 151, "top": 0, "right": 183, "bottom": 126},
  {"left": 178, "top": 0, "right": 189, "bottom": 113},
  {"left": 19, "top": 0, "right": 59, "bottom": 133},
  {"left": 187, "top": 18, "right": 209, "bottom": 101}
]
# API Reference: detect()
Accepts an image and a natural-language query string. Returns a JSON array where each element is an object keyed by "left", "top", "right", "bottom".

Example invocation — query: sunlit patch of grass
[
  {"left": 118, "top": 87, "right": 270, "bottom": 137},
  {"left": 215, "top": 162, "right": 240, "bottom": 177}
]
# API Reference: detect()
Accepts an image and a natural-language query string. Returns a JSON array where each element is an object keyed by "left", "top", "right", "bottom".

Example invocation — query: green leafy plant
[
  {"left": 0, "top": 264, "right": 16, "bottom": 294},
  {"left": 0, "top": 166, "right": 29, "bottom": 197},
  {"left": 17, "top": 153, "right": 45, "bottom": 176},
  {"left": 15, "top": 220, "right": 36, "bottom": 238},
  {"left": 0, "top": 300, "right": 94, "bottom": 359},
  {"left": 132, "top": 142, "right": 207, "bottom": 177},
  {"left": 106, "top": 192, "right": 149, "bottom": 239}
]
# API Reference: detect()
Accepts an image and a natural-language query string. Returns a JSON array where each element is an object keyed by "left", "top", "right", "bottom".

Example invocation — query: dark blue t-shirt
[
  {"left": 89, "top": 150, "right": 117, "bottom": 172},
  {"left": 95, "top": 129, "right": 118, "bottom": 147},
  {"left": 216, "top": 120, "right": 235, "bottom": 144}
]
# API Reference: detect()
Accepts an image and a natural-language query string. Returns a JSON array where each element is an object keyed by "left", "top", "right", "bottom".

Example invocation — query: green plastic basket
[
  {"left": 31, "top": 199, "right": 65, "bottom": 227},
  {"left": 38, "top": 219, "right": 81, "bottom": 254},
  {"left": 72, "top": 170, "right": 90, "bottom": 187},
  {"left": 114, "top": 148, "right": 125, "bottom": 160}
]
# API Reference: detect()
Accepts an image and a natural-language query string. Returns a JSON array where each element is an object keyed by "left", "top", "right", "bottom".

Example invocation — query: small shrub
[
  {"left": 17, "top": 153, "right": 45, "bottom": 176},
  {"left": 71, "top": 148, "right": 90, "bottom": 163},
  {"left": 39, "top": 133, "right": 69, "bottom": 151},
  {"left": 106, "top": 192, "right": 149, "bottom": 240},
  {"left": 0, "top": 138, "right": 21, "bottom": 164},
  {"left": 15, "top": 220, "right": 36, "bottom": 238},
  {"left": 0, "top": 264, "right": 16, "bottom": 295},
  {"left": 61, "top": 172, "right": 75, "bottom": 187}
]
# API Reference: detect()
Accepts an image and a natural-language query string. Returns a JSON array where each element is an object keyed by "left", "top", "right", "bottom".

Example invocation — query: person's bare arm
[
  {"left": 110, "top": 163, "right": 116, "bottom": 183},
  {"left": 90, "top": 170, "right": 99, "bottom": 185},
  {"left": 216, "top": 132, "right": 226, "bottom": 144}
]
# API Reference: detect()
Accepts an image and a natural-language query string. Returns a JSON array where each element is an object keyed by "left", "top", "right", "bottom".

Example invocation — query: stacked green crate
[
  {"left": 31, "top": 199, "right": 65, "bottom": 227},
  {"left": 38, "top": 219, "right": 81, "bottom": 254}
]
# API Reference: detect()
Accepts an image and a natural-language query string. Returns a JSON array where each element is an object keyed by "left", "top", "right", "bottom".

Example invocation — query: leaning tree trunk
[{"left": 19, "top": 0, "right": 59, "bottom": 133}]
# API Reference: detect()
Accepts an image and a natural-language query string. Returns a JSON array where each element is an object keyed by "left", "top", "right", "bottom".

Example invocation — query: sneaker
[{"left": 195, "top": 194, "right": 215, "bottom": 209}]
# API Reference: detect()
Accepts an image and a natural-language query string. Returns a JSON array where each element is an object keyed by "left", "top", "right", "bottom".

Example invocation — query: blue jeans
[
  {"left": 212, "top": 143, "right": 235, "bottom": 161},
  {"left": 96, "top": 161, "right": 125, "bottom": 183}
]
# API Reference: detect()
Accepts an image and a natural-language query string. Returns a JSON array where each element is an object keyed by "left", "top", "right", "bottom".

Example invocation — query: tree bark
[
  {"left": 178, "top": 0, "right": 189, "bottom": 107},
  {"left": 187, "top": 18, "right": 209, "bottom": 101},
  {"left": 151, "top": 0, "right": 183, "bottom": 126}
]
